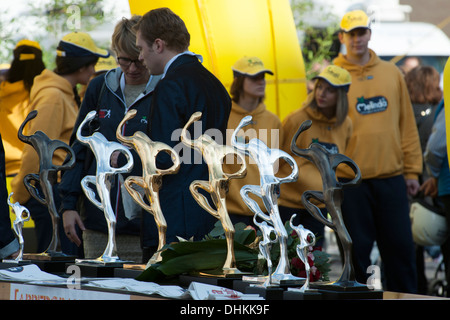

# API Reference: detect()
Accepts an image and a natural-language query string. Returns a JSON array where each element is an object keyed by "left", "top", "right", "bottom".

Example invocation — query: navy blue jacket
[
  {"left": 142, "top": 54, "right": 231, "bottom": 247},
  {"left": 0, "top": 134, "right": 19, "bottom": 258},
  {"left": 59, "top": 68, "right": 160, "bottom": 235}
]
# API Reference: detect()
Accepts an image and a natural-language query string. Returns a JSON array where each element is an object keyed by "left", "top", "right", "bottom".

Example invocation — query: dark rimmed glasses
[{"left": 117, "top": 57, "right": 143, "bottom": 68}]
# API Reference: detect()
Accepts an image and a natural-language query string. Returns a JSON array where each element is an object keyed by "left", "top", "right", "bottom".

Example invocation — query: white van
[{"left": 369, "top": 21, "right": 450, "bottom": 74}]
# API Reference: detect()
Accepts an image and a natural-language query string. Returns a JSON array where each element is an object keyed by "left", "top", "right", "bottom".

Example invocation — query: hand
[
  {"left": 405, "top": 178, "right": 420, "bottom": 196},
  {"left": 419, "top": 177, "right": 438, "bottom": 198},
  {"left": 62, "top": 210, "right": 86, "bottom": 247}
]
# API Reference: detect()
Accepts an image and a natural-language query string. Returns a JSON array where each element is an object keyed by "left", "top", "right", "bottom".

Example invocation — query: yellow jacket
[
  {"left": 333, "top": 50, "right": 422, "bottom": 180},
  {"left": 279, "top": 105, "right": 353, "bottom": 209},
  {"left": 11, "top": 69, "right": 78, "bottom": 204},
  {"left": 0, "top": 80, "right": 32, "bottom": 176},
  {"left": 224, "top": 101, "right": 282, "bottom": 216}
]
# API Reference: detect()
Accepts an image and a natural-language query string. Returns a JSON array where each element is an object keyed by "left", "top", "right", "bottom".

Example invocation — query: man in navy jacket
[{"left": 136, "top": 8, "right": 231, "bottom": 258}]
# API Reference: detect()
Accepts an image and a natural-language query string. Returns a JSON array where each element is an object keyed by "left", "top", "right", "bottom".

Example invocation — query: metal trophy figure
[
  {"left": 252, "top": 213, "right": 278, "bottom": 287},
  {"left": 289, "top": 214, "right": 316, "bottom": 292},
  {"left": 232, "top": 115, "right": 300, "bottom": 284},
  {"left": 5, "top": 192, "right": 30, "bottom": 262},
  {"left": 76, "top": 110, "right": 134, "bottom": 264},
  {"left": 291, "top": 120, "right": 363, "bottom": 288},
  {"left": 181, "top": 111, "right": 248, "bottom": 276},
  {"left": 116, "top": 109, "right": 180, "bottom": 267},
  {"left": 18, "top": 110, "right": 75, "bottom": 259}
]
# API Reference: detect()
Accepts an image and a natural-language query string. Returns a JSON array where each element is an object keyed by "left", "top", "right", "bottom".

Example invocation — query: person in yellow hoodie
[
  {"left": 333, "top": 10, "right": 422, "bottom": 293},
  {"left": 224, "top": 56, "right": 282, "bottom": 227},
  {"left": 10, "top": 32, "right": 109, "bottom": 255},
  {"left": 0, "top": 40, "right": 45, "bottom": 178},
  {"left": 278, "top": 65, "right": 352, "bottom": 247}
]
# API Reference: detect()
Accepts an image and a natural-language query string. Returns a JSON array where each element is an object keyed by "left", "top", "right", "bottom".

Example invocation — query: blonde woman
[{"left": 278, "top": 65, "right": 352, "bottom": 247}]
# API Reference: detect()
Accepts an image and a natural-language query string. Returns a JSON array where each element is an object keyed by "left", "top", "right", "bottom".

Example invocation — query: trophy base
[
  {"left": 242, "top": 274, "right": 305, "bottom": 287},
  {"left": 179, "top": 273, "right": 237, "bottom": 289},
  {"left": 0, "top": 260, "right": 32, "bottom": 269},
  {"left": 244, "top": 284, "right": 285, "bottom": 300},
  {"left": 283, "top": 288, "right": 323, "bottom": 300},
  {"left": 198, "top": 267, "right": 252, "bottom": 278},
  {"left": 23, "top": 252, "right": 76, "bottom": 261},
  {"left": 71, "top": 261, "right": 130, "bottom": 278},
  {"left": 21, "top": 252, "right": 76, "bottom": 273},
  {"left": 310, "top": 280, "right": 383, "bottom": 300},
  {"left": 113, "top": 264, "right": 146, "bottom": 278}
]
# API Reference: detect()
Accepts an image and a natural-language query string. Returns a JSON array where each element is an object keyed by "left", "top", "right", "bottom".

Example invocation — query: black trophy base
[
  {"left": 283, "top": 289, "right": 323, "bottom": 300},
  {"left": 310, "top": 280, "right": 383, "bottom": 300},
  {"left": 114, "top": 264, "right": 146, "bottom": 279},
  {"left": 179, "top": 272, "right": 244, "bottom": 290},
  {"left": 71, "top": 262, "right": 126, "bottom": 278},
  {"left": 244, "top": 285, "right": 285, "bottom": 300},
  {"left": 0, "top": 260, "right": 32, "bottom": 269},
  {"left": 21, "top": 252, "right": 76, "bottom": 273}
]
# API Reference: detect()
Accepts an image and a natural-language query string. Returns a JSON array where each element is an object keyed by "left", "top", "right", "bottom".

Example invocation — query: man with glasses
[
  {"left": 135, "top": 8, "right": 231, "bottom": 259},
  {"left": 59, "top": 16, "right": 161, "bottom": 263}
]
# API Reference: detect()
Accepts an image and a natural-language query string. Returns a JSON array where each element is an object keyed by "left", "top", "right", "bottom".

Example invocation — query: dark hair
[
  {"left": 7, "top": 45, "right": 45, "bottom": 92},
  {"left": 54, "top": 55, "right": 99, "bottom": 75},
  {"left": 135, "top": 7, "right": 190, "bottom": 52},
  {"left": 230, "top": 75, "right": 245, "bottom": 103}
]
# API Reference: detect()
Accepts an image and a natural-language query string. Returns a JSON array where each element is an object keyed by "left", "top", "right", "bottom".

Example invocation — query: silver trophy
[
  {"left": 76, "top": 110, "right": 134, "bottom": 264},
  {"left": 289, "top": 214, "right": 316, "bottom": 292},
  {"left": 291, "top": 120, "right": 364, "bottom": 289},
  {"left": 18, "top": 110, "right": 76, "bottom": 260},
  {"left": 117, "top": 109, "right": 180, "bottom": 267},
  {"left": 232, "top": 115, "right": 301, "bottom": 285},
  {"left": 252, "top": 212, "right": 278, "bottom": 287},
  {"left": 4, "top": 192, "right": 31, "bottom": 263},
  {"left": 181, "top": 112, "right": 248, "bottom": 277}
]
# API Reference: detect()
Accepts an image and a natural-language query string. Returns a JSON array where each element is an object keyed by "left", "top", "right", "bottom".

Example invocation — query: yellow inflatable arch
[{"left": 128, "top": 0, "right": 307, "bottom": 120}]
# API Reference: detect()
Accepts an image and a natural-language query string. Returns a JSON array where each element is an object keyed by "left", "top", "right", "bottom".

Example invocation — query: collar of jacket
[{"left": 103, "top": 67, "right": 162, "bottom": 96}]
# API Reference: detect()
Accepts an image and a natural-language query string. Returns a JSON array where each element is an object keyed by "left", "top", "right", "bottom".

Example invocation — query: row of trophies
[{"left": 4, "top": 108, "right": 372, "bottom": 295}]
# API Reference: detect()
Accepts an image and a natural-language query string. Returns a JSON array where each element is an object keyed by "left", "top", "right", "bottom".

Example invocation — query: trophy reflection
[
  {"left": 289, "top": 214, "right": 316, "bottom": 292},
  {"left": 117, "top": 109, "right": 180, "bottom": 267},
  {"left": 181, "top": 112, "right": 248, "bottom": 276},
  {"left": 4, "top": 192, "right": 31, "bottom": 263},
  {"left": 291, "top": 120, "right": 364, "bottom": 289},
  {"left": 232, "top": 115, "right": 300, "bottom": 285},
  {"left": 18, "top": 110, "right": 75, "bottom": 260},
  {"left": 76, "top": 110, "right": 134, "bottom": 264}
]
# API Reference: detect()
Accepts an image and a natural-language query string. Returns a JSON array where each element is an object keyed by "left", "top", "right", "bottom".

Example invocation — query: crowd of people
[{"left": 0, "top": 8, "right": 448, "bottom": 296}]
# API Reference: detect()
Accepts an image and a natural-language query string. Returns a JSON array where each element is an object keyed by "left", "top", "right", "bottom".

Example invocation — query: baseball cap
[
  {"left": 232, "top": 56, "right": 273, "bottom": 77},
  {"left": 15, "top": 39, "right": 41, "bottom": 51},
  {"left": 14, "top": 39, "right": 42, "bottom": 61},
  {"left": 313, "top": 65, "right": 351, "bottom": 91},
  {"left": 340, "top": 10, "right": 371, "bottom": 32},
  {"left": 57, "top": 32, "right": 109, "bottom": 58},
  {"left": 95, "top": 55, "right": 117, "bottom": 73}
]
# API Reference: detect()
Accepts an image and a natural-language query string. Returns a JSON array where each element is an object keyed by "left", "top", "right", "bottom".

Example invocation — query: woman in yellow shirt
[
  {"left": 224, "top": 56, "right": 282, "bottom": 227},
  {"left": 0, "top": 40, "right": 45, "bottom": 178},
  {"left": 278, "top": 65, "right": 352, "bottom": 247}
]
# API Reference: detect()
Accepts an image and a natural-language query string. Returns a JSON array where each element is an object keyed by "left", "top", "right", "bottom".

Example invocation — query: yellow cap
[
  {"left": 95, "top": 55, "right": 117, "bottom": 73},
  {"left": 232, "top": 56, "right": 273, "bottom": 77},
  {"left": 57, "top": 32, "right": 109, "bottom": 58},
  {"left": 340, "top": 10, "right": 371, "bottom": 32},
  {"left": 15, "top": 39, "right": 41, "bottom": 51},
  {"left": 313, "top": 65, "right": 351, "bottom": 90}
]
